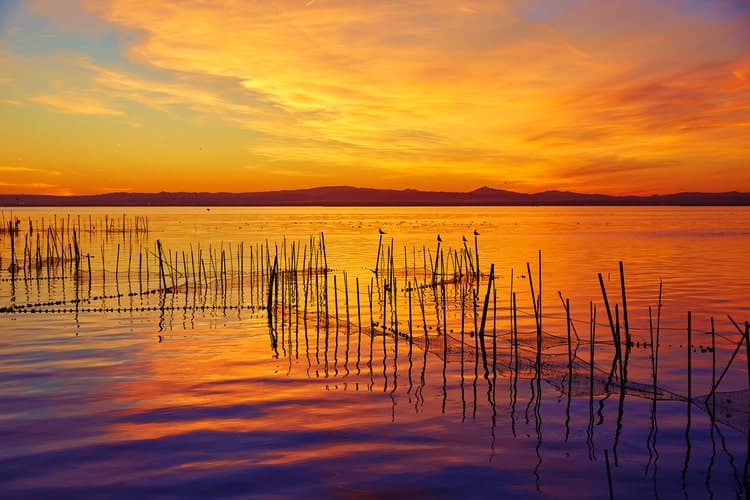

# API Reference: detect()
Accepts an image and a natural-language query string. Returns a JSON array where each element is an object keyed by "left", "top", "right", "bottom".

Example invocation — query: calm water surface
[{"left": 0, "top": 206, "right": 748, "bottom": 498}]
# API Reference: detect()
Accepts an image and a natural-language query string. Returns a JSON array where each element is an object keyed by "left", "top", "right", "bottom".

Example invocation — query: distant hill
[{"left": 0, "top": 186, "right": 749, "bottom": 206}]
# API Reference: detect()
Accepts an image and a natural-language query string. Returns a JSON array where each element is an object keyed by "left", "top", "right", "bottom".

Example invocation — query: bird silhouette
[
  {"left": 379, "top": 228, "right": 386, "bottom": 235},
  {"left": 437, "top": 234, "right": 442, "bottom": 242},
  {"left": 462, "top": 235, "right": 468, "bottom": 242},
  {"left": 473, "top": 229, "right": 480, "bottom": 236}
]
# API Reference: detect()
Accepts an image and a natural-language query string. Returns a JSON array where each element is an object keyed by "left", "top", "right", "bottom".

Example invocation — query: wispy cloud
[
  {"left": 0, "top": 181, "right": 57, "bottom": 188},
  {"left": 0, "top": 165, "right": 63, "bottom": 176},
  {"left": 0, "top": 181, "right": 72, "bottom": 195},
  {"left": 0, "top": 166, "right": 35, "bottom": 173},
  {"left": 30, "top": 90, "right": 124, "bottom": 116},
  {"left": 85, "top": 62, "right": 266, "bottom": 124},
  {"left": 0, "top": 162, "right": 68, "bottom": 194}
]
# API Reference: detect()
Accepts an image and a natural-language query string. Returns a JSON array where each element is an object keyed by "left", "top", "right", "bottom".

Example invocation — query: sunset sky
[{"left": 0, "top": 0, "right": 749, "bottom": 195}]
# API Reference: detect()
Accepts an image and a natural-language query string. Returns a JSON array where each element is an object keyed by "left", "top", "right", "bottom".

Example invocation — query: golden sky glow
[{"left": 0, "top": 0, "right": 749, "bottom": 195}]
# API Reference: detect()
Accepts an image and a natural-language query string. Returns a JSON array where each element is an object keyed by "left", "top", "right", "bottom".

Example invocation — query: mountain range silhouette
[{"left": 1, "top": 186, "right": 749, "bottom": 206}]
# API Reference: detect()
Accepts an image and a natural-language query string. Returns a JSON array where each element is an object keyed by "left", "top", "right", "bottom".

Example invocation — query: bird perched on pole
[
  {"left": 432, "top": 234, "right": 442, "bottom": 285},
  {"left": 374, "top": 229, "right": 385, "bottom": 274}
]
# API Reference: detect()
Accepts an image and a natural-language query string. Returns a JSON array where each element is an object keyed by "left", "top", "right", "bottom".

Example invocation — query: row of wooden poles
[
  {"left": 2, "top": 225, "right": 749, "bottom": 412},
  {"left": 264, "top": 233, "right": 749, "bottom": 414},
  {"left": 1, "top": 214, "right": 149, "bottom": 275},
  {"left": 1, "top": 212, "right": 149, "bottom": 235},
  {"left": 0, "top": 231, "right": 336, "bottom": 316}
]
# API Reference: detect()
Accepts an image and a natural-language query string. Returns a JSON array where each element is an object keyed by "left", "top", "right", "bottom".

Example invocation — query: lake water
[{"left": 0, "top": 206, "right": 749, "bottom": 498}]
